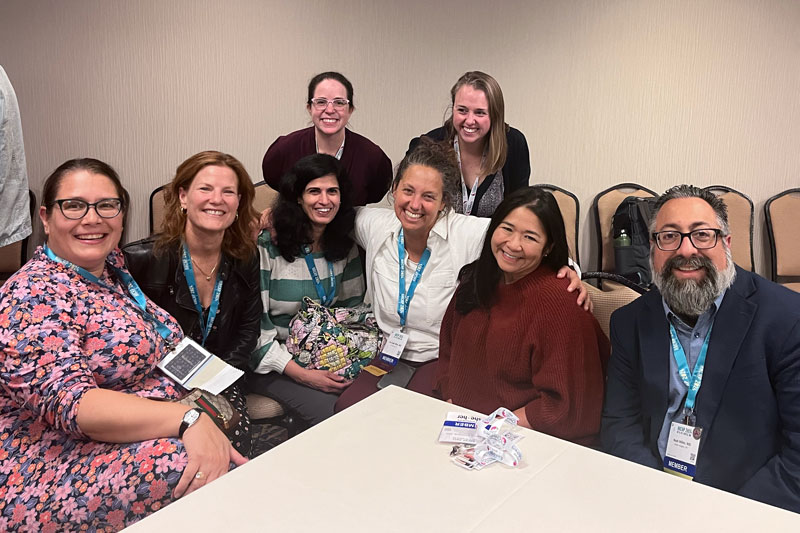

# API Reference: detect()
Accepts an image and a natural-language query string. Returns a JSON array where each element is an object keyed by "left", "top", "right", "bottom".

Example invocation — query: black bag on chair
[{"left": 612, "top": 196, "right": 656, "bottom": 288}]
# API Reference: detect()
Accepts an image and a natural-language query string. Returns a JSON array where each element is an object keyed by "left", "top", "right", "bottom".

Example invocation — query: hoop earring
[
  {"left": 235, "top": 212, "right": 239, "bottom": 221},
  {"left": 180, "top": 206, "right": 187, "bottom": 214}
]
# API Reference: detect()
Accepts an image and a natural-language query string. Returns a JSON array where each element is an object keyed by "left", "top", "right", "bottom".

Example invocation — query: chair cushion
[
  {"left": 584, "top": 282, "right": 642, "bottom": 339},
  {"left": 782, "top": 282, "right": 800, "bottom": 294},
  {"left": 246, "top": 393, "right": 285, "bottom": 420}
]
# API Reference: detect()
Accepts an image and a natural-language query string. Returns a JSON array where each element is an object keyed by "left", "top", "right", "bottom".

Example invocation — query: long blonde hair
[
  {"left": 157, "top": 151, "right": 258, "bottom": 260},
  {"left": 443, "top": 71, "right": 508, "bottom": 177}
]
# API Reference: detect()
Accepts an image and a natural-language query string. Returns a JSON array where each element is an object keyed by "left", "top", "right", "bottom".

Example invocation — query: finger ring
[{"left": 195, "top": 471, "right": 205, "bottom": 479}]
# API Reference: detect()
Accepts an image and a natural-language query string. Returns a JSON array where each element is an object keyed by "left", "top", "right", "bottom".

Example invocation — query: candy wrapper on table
[{"left": 438, "top": 408, "right": 524, "bottom": 470}]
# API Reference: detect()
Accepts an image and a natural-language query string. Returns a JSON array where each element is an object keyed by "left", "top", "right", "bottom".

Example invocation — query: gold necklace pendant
[{"left": 191, "top": 258, "right": 218, "bottom": 281}]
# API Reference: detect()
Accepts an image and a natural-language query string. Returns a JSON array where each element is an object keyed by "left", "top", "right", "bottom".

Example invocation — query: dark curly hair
[
  {"left": 392, "top": 136, "right": 460, "bottom": 214},
  {"left": 455, "top": 186, "right": 569, "bottom": 314},
  {"left": 272, "top": 154, "right": 355, "bottom": 262}
]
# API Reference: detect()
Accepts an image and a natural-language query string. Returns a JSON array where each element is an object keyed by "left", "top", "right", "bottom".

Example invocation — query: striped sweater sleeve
[{"left": 251, "top": 232, "right": 293, "bottom": 374}]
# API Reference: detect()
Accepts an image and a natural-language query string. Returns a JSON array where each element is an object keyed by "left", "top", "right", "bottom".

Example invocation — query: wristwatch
[{"left": 179, "top": 408, "right": 202, "bottom": 438}]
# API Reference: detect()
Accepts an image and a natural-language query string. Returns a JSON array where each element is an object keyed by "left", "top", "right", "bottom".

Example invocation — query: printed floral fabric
[{"left": 0, "top": 247, "right": 189, "bottom": 531}]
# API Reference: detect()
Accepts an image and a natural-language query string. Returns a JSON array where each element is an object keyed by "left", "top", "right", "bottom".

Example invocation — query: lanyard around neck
[
  {"left": 302, "top": 245, "right": 336, "bottom": 306},
  {"left": 315, "top": 134, "right": 345, "bottom": 160},
  {"left": 180, "top": 244, "right": 223, "bottom": 346},
  {"left": 44, "top": 244, "right": 173, "bottom": 340},
  {"left": 453, "top": 137, "right": 486, "bottom": 215},
  {"left": 397, "top": 229, "right": 431, "bottom": 328},
  {"left": 668, "top": 322, "right": 714, "bottom": 414}
]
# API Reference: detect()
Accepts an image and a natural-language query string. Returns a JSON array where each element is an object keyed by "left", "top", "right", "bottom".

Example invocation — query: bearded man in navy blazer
[{"left": 601, "top": 184, "right": 800, "bottom": 513}]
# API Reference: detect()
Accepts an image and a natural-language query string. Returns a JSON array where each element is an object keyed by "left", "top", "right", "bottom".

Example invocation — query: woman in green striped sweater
[{"left": 248, "top": 154, "right": 365, "bottom": 426}]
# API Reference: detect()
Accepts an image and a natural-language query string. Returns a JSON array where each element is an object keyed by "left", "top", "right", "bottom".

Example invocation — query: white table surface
[{"left": 125, "top": 386, "right": 800, "bottom": 532}]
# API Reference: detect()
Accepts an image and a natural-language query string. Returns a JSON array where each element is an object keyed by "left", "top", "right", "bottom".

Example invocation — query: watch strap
[{"left": 179, "top": 408, "right": 202, "bottom": 438}]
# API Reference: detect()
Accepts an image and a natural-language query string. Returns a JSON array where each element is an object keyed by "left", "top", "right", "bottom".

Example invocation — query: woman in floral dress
[{"left": 0, "top": 158, "right": 246, "bottom": 531}]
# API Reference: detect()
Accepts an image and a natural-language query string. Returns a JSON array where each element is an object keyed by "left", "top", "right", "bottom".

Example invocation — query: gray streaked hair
[{"left": 649, "top": 185, "right": 730, "bottom": 235}]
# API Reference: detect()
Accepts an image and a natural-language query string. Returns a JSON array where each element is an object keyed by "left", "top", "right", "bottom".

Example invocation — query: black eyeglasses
[
  {"left": 53, "top": 198, "right": 123, "bottom": 220},
  {"left": 651, "top": 228, "right": 722, "bottom": 251},
  {"left": 309, "top": 98, "right": 350, "bottom": 110}
]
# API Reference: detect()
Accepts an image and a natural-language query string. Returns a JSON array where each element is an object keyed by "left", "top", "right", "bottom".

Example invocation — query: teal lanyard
[
  {"left": 396, "top": 229, "right": 431, "bottom": 328},
  {"left": 44, "top": 244, "right": 173, "bottom": 340},
  {"left": 668, "top": 322, "right": 714, "bottom": 416},
  {"left": 302, "top": 246, "right": 336, "bottom": 306},
  {"left": 180, "top": 244, "right": 223, "bottom": 346}
]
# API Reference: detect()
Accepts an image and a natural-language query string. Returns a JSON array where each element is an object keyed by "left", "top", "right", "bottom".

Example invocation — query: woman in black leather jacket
[{"left": 124, "top": 151, "right": 261, "bottom": 457}]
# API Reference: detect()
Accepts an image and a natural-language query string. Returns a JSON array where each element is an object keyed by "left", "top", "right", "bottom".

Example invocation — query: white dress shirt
[{"left": 354, "top": 207, "right": 489, "bottom": 362}]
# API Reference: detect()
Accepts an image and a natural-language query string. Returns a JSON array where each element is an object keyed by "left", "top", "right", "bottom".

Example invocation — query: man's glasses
[
  {"left": 53, "top": 198, "right": 123, "bottom": 220},
  {"left": 651, "top": 228, "right": 722, "bottom": 251},
  {"left": 309, "top": 98, "right": 350, "bottom": 110}
]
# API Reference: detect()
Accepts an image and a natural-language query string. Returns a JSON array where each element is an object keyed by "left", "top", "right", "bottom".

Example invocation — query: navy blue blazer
[{"left": 601, "top": 266, "right": 800, "bottom": 512}]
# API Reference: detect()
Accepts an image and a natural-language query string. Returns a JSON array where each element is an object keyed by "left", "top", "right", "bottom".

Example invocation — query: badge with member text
[
  {"left": 362, "top": 330, "right": 409, "bottom": 376},
  {"left": 663, "top": 421, "right": 702, "bottom": 480}
]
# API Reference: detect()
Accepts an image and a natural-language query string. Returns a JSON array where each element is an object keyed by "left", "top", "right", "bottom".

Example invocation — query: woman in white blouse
[{"left": 335, "top": 138, "right": 588, "bottom": 410}]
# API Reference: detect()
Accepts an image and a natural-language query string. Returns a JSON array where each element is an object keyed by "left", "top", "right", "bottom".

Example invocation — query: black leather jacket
[{"left": 122, "top": 237, "right": 261, "bottom": 371}]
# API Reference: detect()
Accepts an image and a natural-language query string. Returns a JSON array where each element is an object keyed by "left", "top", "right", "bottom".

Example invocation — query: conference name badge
[
  {"left": 663, "top": 421, "right": 702, "bottom": 480},
  {"left": 363, "top": 330, "right": 409, "bottom": 376}
]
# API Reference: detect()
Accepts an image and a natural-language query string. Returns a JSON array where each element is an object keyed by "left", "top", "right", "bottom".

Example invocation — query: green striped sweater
[{"left": 251, "top": 231, "right": 365, "bottom": 373}]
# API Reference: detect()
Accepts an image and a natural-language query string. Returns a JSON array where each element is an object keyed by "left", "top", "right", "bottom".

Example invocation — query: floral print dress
[{"left": 0, "top": 248, "right": 191, "bottom": 531}]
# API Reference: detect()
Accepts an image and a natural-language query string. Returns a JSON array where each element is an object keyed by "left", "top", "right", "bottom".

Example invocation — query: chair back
[
  {"left": 582, "top": 282, "right": 643, "bottom": 339},
  {"left": 253, "top": 181, "right": 279, "bottom": 213},
  {"left": 765, "top": 188, "right": 800, "bottom": 292},
  {"left": 149, "top": 185, "right": 168, "bottom": 235},
  {"left": 592, "top": 183, "right": 656, "bottom": 273},
  {"left": 582, "top": 271, "right": 646, "bottom": 339},
  {"left": 533, "top": 183, "right": 580, "bottom": 264},
  {"left": 0, "top": 190, "right": 36, "bottom": 284},
  {"left": 703, "top": 186, "right": 754, "bottom": 271}
]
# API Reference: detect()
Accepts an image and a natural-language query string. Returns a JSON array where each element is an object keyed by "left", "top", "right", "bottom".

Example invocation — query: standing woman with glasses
[
  {"left": 124, "top": 151, "right": 261, "bottom": 457},
  {"left": 0, "top": 159, "right": 245, "bottom": 530},
  {"left": 262, "top": 71, "right": 393, "bottom": 206},
  {"left": 408, "top": 71, "right": 530, "bottom": 217}
]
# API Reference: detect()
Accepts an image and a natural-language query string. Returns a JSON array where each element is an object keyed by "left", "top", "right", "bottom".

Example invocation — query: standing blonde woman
[{"left": 408, "top": 71, "right": 530, "bottom": 217}]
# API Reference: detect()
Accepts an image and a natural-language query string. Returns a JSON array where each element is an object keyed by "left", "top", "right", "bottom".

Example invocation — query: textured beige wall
[{"left": 1, "top": 0, "right": 798, "bottom": 276}]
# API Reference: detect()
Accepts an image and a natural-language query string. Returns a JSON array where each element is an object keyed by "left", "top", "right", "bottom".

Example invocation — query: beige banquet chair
[
  {"left": 765, "top": 188, "right": 800, "bottom": 293},
  {"left": 581, "top": 272, "right": 647, "bottom": 339},
  {"left": 533, "top": 183, "right": 580, "bottom": 265},
  {"left": 148, "top": 185, "right": 168, "bottom": 235},
  {"left": 253, "top": 181, "right": 278, "bottom": 213},
  {"left": 703, "top": 186, "right": 754, "bottom": 272},
  {"left": 592, "top": 183, "right": 657, "bottom": 275}
]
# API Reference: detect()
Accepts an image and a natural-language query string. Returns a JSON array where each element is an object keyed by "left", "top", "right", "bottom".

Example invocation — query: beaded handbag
[{"left": 286, "top": 297, "right": 382, "bottom": 380}]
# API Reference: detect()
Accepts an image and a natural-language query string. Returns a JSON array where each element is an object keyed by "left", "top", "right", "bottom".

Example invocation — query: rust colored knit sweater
[{"left": 436, "top": 266, "right": 610, "bottom": 445}]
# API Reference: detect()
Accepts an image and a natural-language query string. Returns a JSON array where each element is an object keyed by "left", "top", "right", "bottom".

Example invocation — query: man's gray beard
[{"left": 650, "top": 246, "right": 736, "bottom": 319}]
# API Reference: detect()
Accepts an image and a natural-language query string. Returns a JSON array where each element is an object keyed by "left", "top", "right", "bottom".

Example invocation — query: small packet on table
[{"left": 439, "top": 407, "right": 524, "bottom": 470}]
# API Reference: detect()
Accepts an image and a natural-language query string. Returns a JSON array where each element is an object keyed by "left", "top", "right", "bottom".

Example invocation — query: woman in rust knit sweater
[{"left": 436, "top": 187, "right": 610, "bottom": 445}]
